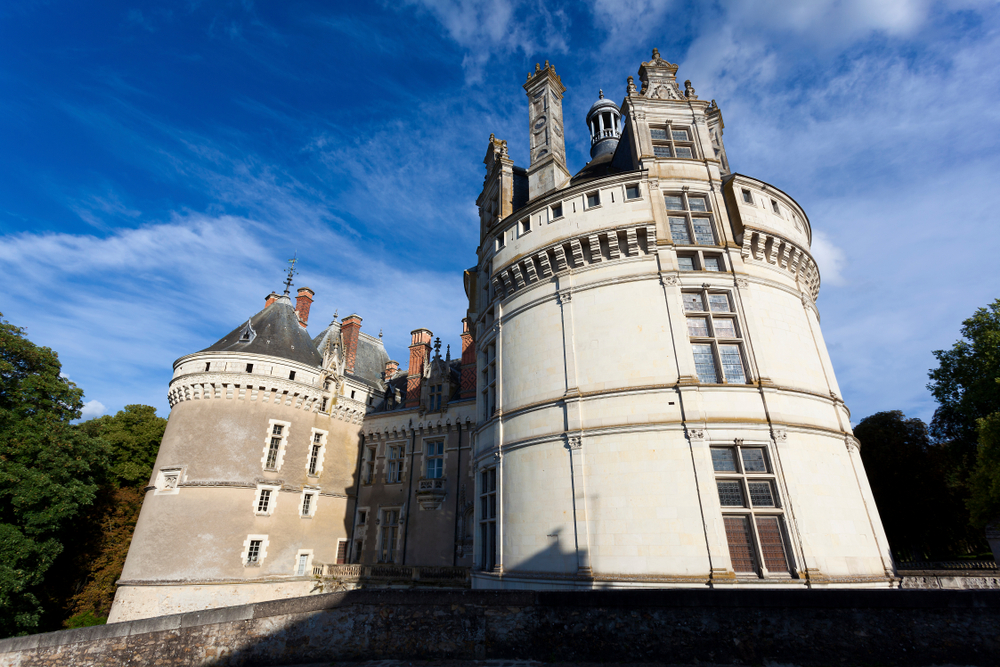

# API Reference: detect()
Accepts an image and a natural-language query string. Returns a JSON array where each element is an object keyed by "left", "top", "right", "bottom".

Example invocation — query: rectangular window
[
  {"left": 703, "top": 256, "right": 721, "bottom": 272},
  {"left": 717, "top": 480, "right": 745, "bottom": 506},
  {"left": 586, "top": 191, "right": 600, "bottom": 207},
  {"left": 551, "top": 203, "right": 563, "bottom": 218},
  {"left": 712, "top": 447, "right": 738, "bottom": 472},
  {"left": 358, "top": 509, "right": 368, "bottom": 525},
  {"left": 246, "top": 363, "right": 253, "bottom": 373},
  {"left": 741, "top": 448, "right": 768, "bottom": 472},
  {"left": 672, "top": 129, "right": 690, "bottom": 142},
  {"left": 650, "top": 128, "right": 668, "bottom": 140},
  {"left": 742, "top": 189, "right": 753, "bottom": 204},
  {"left": 336, "top": 539, "right": 348, "bottom": 565},
  {"left": 664, "top": 195, "right": 684, "bottom": 211},
  {"left": 685, "top": 290, "right": 747, "bottom": 385},
  {"left": 625, "top": 184, "right": 641, "bottom": 200},
  {"left": 308, "top": 444, "right": 322, "bottom": 475},
  {"left": 687, "top": 317, "right": 710, "bottom": 337},
  {"left": 247, "top": 540, "right": 262, "bottom": 565},
  {"left": 719, "top": 345, "right": 747, "bottom": 384},
  {"left": 771, "top": 199, "right": 780, "bottom": 214},
  {"left": 652, "top": 125, "right": 695, "bottom": 159},
  {"left": 301, "top": 493, "right": 313, "bottom": 516},
  {"left": 748, "top": 481, "right": 776, "bottom": 507},
  {"left": 683, "top": 293, "right": 704, "bottom": 312},
  {"left": 387, "top": 445, "right": 403, "bottom": 483},
  {"left": 723, "top": 517, "right": 756, "bottom": 573},
  {"left": 688, "top": 196, "right": 708, "bottom": 212},
  {"left": 496, "top": 234, "right": 505, "bottom": 250},
  {"left": 479, "top": 467, "right": 498, "bottom": 571},
  {"left": 692, "top": 344, "right": 718, "bottom": 383},
  {"left": 692, "top": 219, "right": 715, "bottom": 245},
  {"left": 677, "top": 255, "right": 695, "bottom": 271},
  {"left": 426, "top": 441, "right": 444, "bottom": 479},
  {"left": 653, "top": 145, "right": 672, "bottom": 157},
  {"left": 708, "top": 294, "right": 731, "bottom": 312},
  {"left": 430, "top": 384, "right": 443, "bottom": 411},
  {"left": 363, "top": 447, "right": 376, "bottom": 484},
  {"left": 755, "top": 517, "right": 789, "bottom": 572},
  {"left": 379, "top": 509, "right": 399, "bottom": 563},
  {"left": 289, "top": 370, "right": 296, "bottom": 381},
  {"left": 265, "top": 437, "right": 281, "bottom": 469},
  {"left": 669, "top": 218, "right": 691, "bottom": 244},
  {"left": 257, "top": 489, "right": 272, "bottom": 513},
  {"left": 713, "top": 318, "right": 737, "bottom": 338},
  {"left": 675, "top": 146, "right": 693, "bottom": 158},
  {"left": 521, "top": 218, "right": 531, "bottom": 234},
  {"left": 272, "top": 424, "right": 283, "bottom": 435},
  {"left": 205, "top": 362, "right": 211, "bottom": 372},
  {"left": 297, "top": 554, "right": 309, "bottom": 575}
]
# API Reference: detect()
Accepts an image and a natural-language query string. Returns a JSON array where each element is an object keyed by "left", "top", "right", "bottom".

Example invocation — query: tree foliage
[
  {"left": 968, "top": 411, "right": 1000, "bottom": 530},
  {"left": 0, "top": 314, "right": 108, "bottom": 636},
  {"left": 855, "top": 410, "right": 981, "bottom": 560}
]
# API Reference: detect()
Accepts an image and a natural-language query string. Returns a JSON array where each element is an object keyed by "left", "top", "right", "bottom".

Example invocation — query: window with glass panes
[
  {"left": 677, "top": 251, "right": 725, "bottom": 272},
  {"left": 386, "top": 444, "right": 404, "bottom": 483},
  {"left": 265, "top": 423, "right": 285, "bottom": 471},
  {"left": 682, "top": 290, "right": 747, "bottom": 384},
  {"left": 425, "top": 441, "right": 444, "bottom": 479},
  {"left": 246, "top": 539, "right": 262, "bottom": 565},
  {"left": 651, "top": 124, "right": 696, "bottom": 158},
  {"left": 301, "top": 492, "right": 313, "bottom": 517},
  {"left": 664, "top": 192, "right": 716, "bottom": 246},
  {"left": 308, "top": 432, "right": 323, "bottom": 476},
  {"left": 712, "top": 444, "right": 791, "bottom": 576},
  {"left": 479, "top": 467, "right": 497, "bottom": 571},
  {"left": 482, "top": 343, "right": 497, "bottom": 421},
  {"left": 430, "top": 384, "right": 443, "bottom": 410},
  {"left": 362, "top": 446, "right": 376, "bottom": 484},
  {"left": 256, "top": 489, "right": 272, "bottom": 514},
  {"left": 378, "top": 508, "right": 400, "bottom": 563}
]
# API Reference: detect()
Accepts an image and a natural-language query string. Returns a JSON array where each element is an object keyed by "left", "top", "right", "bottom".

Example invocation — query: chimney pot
[
  {"left": 295, "top": 287, "right": 315, "bottom": 327},
  {"left": 265, "top": 291, "right": 280, "bottom": 308},
  {"left": 341, "top": 314, "right": 362, "bottom": 375}
]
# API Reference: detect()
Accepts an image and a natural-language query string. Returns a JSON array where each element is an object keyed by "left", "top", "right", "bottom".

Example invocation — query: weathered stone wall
[{"left": 2, "top": 588, "right": 999, "bottom": 666}]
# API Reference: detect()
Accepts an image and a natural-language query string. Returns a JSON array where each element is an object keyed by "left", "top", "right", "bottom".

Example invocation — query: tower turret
[
  {"left": 523, "top": 61, "right": 571, "bottom": 200},
  {"left": 586, "top": 90, "right": 621, "bottom": 159}
]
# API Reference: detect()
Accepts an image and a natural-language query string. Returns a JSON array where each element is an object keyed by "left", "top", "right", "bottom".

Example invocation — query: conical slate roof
[{"left": 201, "top": 295, "right": 323, "bottom": 367}]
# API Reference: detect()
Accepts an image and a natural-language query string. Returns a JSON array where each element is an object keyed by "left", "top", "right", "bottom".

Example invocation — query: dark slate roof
[
  {"left": 570, "top": 152, "right": 616, "bottom": 186},
  {"left": 311, "top": 323, "right": 390, "bottom": 388},
  {"left": 201, "top": 296, "right": 323, "bottom": 367}
]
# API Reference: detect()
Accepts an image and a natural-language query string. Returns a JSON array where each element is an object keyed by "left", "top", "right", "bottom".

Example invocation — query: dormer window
[
  {"left": 239, "top": 319, "right": 256, "bottom": 343},
  {"left": 430, "top": 384, "right": 443, "bottom": 411}
]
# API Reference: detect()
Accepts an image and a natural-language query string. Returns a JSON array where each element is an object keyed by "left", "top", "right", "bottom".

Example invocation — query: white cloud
[
  {"left": 80, "top": 400, "right": 106, "bottom": 420},
  {"left": 589, "top": 0, "right": 675, "bottom": 52},
  {"left": 809, "top": 231, "right": 847, "bottom": 287}
]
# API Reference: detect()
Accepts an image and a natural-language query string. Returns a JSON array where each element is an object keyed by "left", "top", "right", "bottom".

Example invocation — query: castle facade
[{"left": 110, "top": 52, "right": 893, "bottom": 622}]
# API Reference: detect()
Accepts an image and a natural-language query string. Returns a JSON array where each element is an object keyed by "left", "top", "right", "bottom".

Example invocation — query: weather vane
[{"left": 283, "top": 253, "right": 298, "bottom": 295}]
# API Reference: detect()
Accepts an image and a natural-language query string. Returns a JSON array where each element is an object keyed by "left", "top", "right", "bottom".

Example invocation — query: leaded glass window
[
  {"left": 693, "top": 344, "right": 718, "bottom": 383},
  {"left": 717, "top": 480, "right": 745, "bottom": 506}
]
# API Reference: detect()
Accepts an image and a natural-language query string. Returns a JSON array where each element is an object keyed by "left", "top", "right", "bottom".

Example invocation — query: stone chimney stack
[
  {"left": 264, "top": 291, "right": 280, "bottom": 308},
  {"left": 295, "top": 287, "right": 314, "bottom": 327},
  {"left": 341, "top": 315, "right": 362, "bottom": 375},
  {"left": 459, "top": 318, "right": 476, "bottom": 399},
  {"left": 405, "top": 328, "right": 433, "bottom": 408}
]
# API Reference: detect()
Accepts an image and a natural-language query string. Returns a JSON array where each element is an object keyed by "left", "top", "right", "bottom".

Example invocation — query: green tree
[
  {"left": 78, "top": 404, "right": 165, "bottom": 487},
  {"left": 928, "top": 299, "right": 1000, "bottom": 478},
  {"left": 0, "top": 314, "right": 108, "bottom": 637},
  {"left": 967, "top": 410, "right": 1000, "bottom": 530},
  {"left": 855, "top": 410, "right": 980, "bottom": 560}
]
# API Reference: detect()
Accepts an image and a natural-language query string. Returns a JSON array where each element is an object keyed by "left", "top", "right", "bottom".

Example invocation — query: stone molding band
[{"left": 740, "top": 226, "right": 820, "bottom": 302}]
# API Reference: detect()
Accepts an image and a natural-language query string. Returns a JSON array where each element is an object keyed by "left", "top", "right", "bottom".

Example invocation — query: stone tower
[
  {"left": 109, "top": 286, "right": 373, "bottom": 621},
  {"left": 470, "top": 51, "right": 893, "bottom": 589},
  {"left": 524, "top": 61, "right": 571, "bottom": 201}
]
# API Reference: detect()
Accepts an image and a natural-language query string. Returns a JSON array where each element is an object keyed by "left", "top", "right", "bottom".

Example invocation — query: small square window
[
  {"left": 496, "top": 234, "right": 505, "bottom": 250},
  {"left": 748, "top": 481, "right": 776, "bottom": 507},
  {"left": 664, "top": 195, "right": 684, "bottom": 211},
  {"left": 586, "top": 192, "right": 600, "bottom": 208},
  {"left": 521, "top": 218, "right": 531, "bottom": 234},
  {"left": 712, "top": 448, "right": 738, "bottom": 472},
  {"left": 688, "top": 196, "right": 708, "bottom": 212},
  {"left": 677, "top": 255, "right": 695, "bottom": 271},
  {"left": 687, "top": 317, "right": 710, "bottom": 337},
  {"left": 703, "top": 256, "right": 721, "bottom": 272},
  {"left": 771, "top": 199, "right": 780, "bottom": 214},
  {"left": 713, "top": 318, "right": 737, "bottom": 338},
  {"left": 717, "top": 480, "right": 745, "bottom": 507},
  {"left": 672, "top": 129, "right": 690, "bottom": 142},
  {"left": 742, "top": 189, "right": 753, "bottom": 204},
  {"left": 625, "top": 184, "right": 641, "bottom": 200},
  {"left": 650, "top": 128, "right": 668, "bottom": 140},
  {"left": 683, "top": 294, "right": 705, "bottom": 312},
  {"left": 358, "top": 510, "right": 368, "bottom": 525},
  {"left": 675, "top": 146, "right": 693, "bottom": 159},
  {"left": 741, "top": 448, "right": 768, "bottom": 472},
  {"left": 654, "top": 145, "right": 672, "bottom": 158},
  {"left": 205, "top": 362, "right": 211, "bottom": 372},
  {"left": 289, "top": 370, "right": 296, "bottom": 381},
  {"left": 708, "top": 294, "right": 732, "bottom": 312},
  {"left": 246, "top": 363, "right": 253, "bottom": 373},
  {"left": 551, "top": 203, "right": 563, "bottom": 219}
]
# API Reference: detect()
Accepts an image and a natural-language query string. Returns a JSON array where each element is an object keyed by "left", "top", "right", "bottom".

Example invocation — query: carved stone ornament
[
  {"left": 771, "top": 427, "right": 788, "bottom": 443},
  {"left": 566, "top": 435, "right": 583, "bottom": 450},
  {"left": 557, "top": 290, "right": 573, "bottom": 305},
  {"left": 734, "top": 438, "right": 744, "bottom": 446},
  {"left": 684, "top": 80, "right": 698, "bottom": 99},
  {"left": 626, "top": 75, "right": 637, "bottom": 94},
  {"left": 633, "top": 109, "right": 647, "bottom": 121},
  {"left": 492, "top": 321, "right": 502, "bottom": 336},
  {"left": 647, "top": 178, "right": 659, "bottom": 190},
  {"left": 660, "top": 273, "right": 679, "bottom": 287},
  {"left": 492, "top": 450, "right": 502, "bottom": 461},
  {"left": 735, "top": 277, "right": 749, "bottom": 289},
  {"left": 845, "top": 435, "right": 861, "bottom": 452},
  {"left": 687, "top": 428, "right": 706, "bottom": 441}
]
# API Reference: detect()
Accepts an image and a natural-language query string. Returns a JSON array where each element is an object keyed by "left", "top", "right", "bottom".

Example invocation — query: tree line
[
  {"left": 0, "top": 313, "right": 165, "bottom": 636},
  {"left": 855, "top": 299, "right": 1000, "bottom": 561}
]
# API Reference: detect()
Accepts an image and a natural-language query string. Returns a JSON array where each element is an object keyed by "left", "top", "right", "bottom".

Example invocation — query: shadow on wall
[{"left": 502, "top": 527, "right": 583, "bottom": 577}]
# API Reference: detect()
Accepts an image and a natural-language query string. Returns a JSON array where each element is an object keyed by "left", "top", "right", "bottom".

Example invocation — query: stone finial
[
  {"left": 379, "top": 328, "right": 383, "bottom": 339},
  {"left": 446, "top": 344, "right": 451, "bottom": 362},
  {"left": 545, "top": 60, "right": 549, "bottom": 68},
  {"left": 627, "top": 75, "right": 637, "bottom": 94},
  {"left": 489, "top": 132, "right": 495, "bottom": 142},
  {"left": 434, "top": 337, "right": 442, "bottom": 358},
  {"left": 535, "top": 62, "right": 541, "bottom": 73},
  {"left": 599, "top": 89, "right": 604, "bottom": 99},
  {"left": 684, "top": 80, "right": 698, "bottom": 99}
]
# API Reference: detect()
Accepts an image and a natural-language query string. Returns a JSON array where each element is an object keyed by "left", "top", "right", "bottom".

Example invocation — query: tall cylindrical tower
[
  {"left": 470, "top": 51, "right": 892, "bottom": 589},
  {"left": 110, "top": 292, "right": 367, "bottom": 621}
]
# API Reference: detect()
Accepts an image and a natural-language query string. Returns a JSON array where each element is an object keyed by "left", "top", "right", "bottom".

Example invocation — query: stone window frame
[
  {"left": 385, "top": 442, "right": 406, "bottom": 484},
  {"left": 481, "top": 342, "right": 497, "bottom": 421},
  {"left": 242, "top": 534, "right": 269, "bottom": 567},
  {"left": 153, "top": 466, "right": 183, "bottom": 495},
  {"left": 336, "top": 538, "right": 348, "bottom": 565},
  {"left": 429, "top": 383, "right": 444, "bottom": 411},
  {"left": 676, "top": 249, "right": 726, "bottom": 273},
  {"left": 741, "top": 188, "right": 754, "bottom": 204},
  {"left": 362, "top": 445, "right": 377, "bottom": 485},
  {"left": 262, "top": 419, "right": 291, "bottom": 472},
  {"left": 299, "top": 487, "right": 318, "bottom": 519},
  {"left": 254, "top": 483, "right": 281, "bottom": 516},
  {"left": 664, "top": 191, "right": 718, "bottom": 247},
  {"left": 356, "top": 506, "right": 370, "bottom": 529},
  {"left": 624, "top": 182, "right": 643, "bottom": 201},
  {"left": 585, "top": 190, "right": 601, "bottom": 209},
  {"left": 377, "top": 506, "right": 402, "bottom": 563},
  {"left": 682, "top": 289, "right": 749, "bottom": 385},
  {"left": 424, "top": 439, "right": 445, "bottom": 480},
  {"left": 307, "top": 428, "right": 327, "bottom": 477},
  {"left": 711, "top": 442, "right": 793, "bottom": 579},
  {"left": 651, "top": 123, "right": 697, "bottom": 159},
  {"left": 293, "top": 548, "right": 314, "bottom": 576},
  {"left": 478, "top": 466, "right": 498, "bottom": 571},
  {"left": 550, "top": 202, "right": 564, "bottom": 220}
]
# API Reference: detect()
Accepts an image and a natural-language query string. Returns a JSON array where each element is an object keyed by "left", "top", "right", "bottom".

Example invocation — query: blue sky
[{"left": 1, "top": 0, "right": 997, "bottom": 426}]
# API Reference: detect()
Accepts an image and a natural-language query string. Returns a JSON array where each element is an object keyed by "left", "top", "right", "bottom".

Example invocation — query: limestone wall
[{"left": 3, "top": 588, "right": 999, "bottom": 666}]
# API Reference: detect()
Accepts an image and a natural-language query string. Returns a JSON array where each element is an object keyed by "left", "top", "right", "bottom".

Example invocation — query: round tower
[
  {"left": 470, "top": 51, "right": 892, "bottom": 589},
  {"left": 109, "top": 290, "right": 369, "bottom": 621}
]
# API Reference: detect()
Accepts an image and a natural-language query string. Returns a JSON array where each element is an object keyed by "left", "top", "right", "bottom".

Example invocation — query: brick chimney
[
  {"left": 295, "top": 287, "right": 315, "bottom": 327},
  {"left": 264, "top": 291, "right": 280, "bottom": 308},
  {"left": 459, "top": 318, "right": 476, "bottom": 399},
  {"left": 384, "top": 360, "right": 399, "bottom": 381},
  {"left": 341, "top": 315, "right": 362, "bottom": 375},
  {"left": 405, "top": 328, "right": 433, "bottom": 408}
]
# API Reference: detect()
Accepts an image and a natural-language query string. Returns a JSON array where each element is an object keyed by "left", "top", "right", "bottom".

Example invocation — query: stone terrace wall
[{"left": 1, "top": 589, "right": 999, "bottom": 667}]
